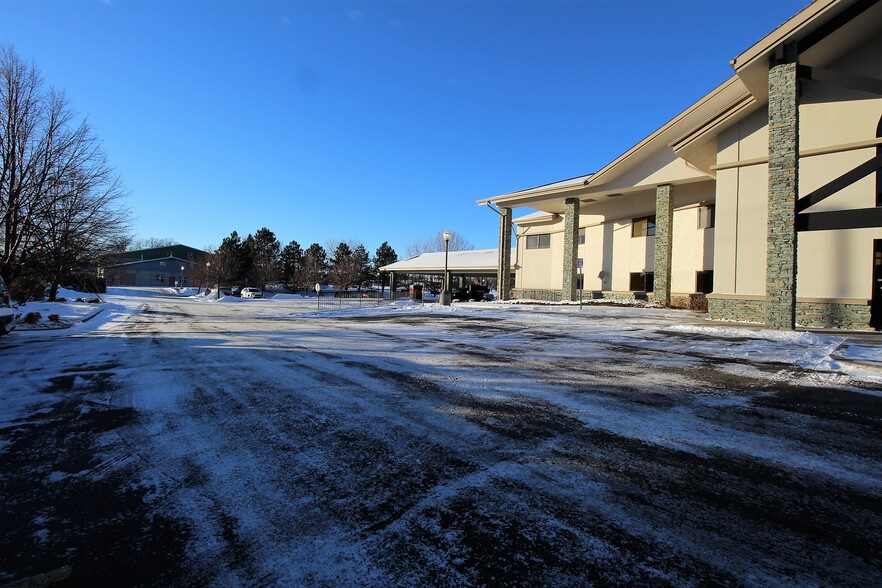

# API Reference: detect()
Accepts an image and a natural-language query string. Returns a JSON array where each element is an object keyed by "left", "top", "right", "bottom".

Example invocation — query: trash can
[{"left": 409, "top": 284, "right": 423, "bottom": 301}]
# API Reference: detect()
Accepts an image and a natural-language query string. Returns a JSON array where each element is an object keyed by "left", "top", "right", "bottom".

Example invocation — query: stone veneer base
[
  {"left": 709, "top": 297, "right": 872, "bottom": 330},
  {"left": 509, "top": 291, "right": 871, "bottom": 330},
  {"left": 511, "top": 289, "right": 655, "bottom": 303}
]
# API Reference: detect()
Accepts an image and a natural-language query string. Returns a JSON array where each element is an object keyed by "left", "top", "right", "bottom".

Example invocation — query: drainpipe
[{"left": 483, "top": 202, "right": 518, "bottom": 267}]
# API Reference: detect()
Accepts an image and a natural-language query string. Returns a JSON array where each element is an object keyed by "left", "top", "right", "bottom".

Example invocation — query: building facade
[
  {"left": 101, "top": 244, "right": 204, "bottom": 288},
  {"left": 481, "top": 0, "right": 882, "bottom": 330}
]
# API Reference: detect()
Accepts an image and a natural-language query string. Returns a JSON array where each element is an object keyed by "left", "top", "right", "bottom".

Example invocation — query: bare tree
[
  {"left": 35, "top": 165, "right": 129, "bottom": 301},
  {"left": 205, "top": 248, "right": 239, "bottom": 295},
  {"left": 405, "top": 231, "right": 473, "bottom": 258},
  {"left": 190, "top": 249, "right": 215, "bottom": 294},
  {"left": 1, "top": 47, "right": 74, "bottom": 284},
  {"left": 128, "top": 237, "right": 176, "bottom": 250},
  {"left": 1, "top": 45, "right": 131, "bottom": 296}
]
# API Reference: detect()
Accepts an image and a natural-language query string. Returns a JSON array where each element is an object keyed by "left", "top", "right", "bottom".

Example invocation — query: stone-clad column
[
  {"left": 766, "top": 43, "right": 799, "bottom": 330},
  {"left": 653, "top": 184, "right": 673, "bottom": 306},
  {"left": 562, "top": 198, "right": 580, "bottom": 301},
  {"left": 497, "top": 207, "right": 512, "bottom": 300}
]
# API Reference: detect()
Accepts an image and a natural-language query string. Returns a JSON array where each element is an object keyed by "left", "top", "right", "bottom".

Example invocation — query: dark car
[
  {"left": 453, "top": 284, "right": 491, "bottom": 302},
  {"left": 0, "top": 276, "right": 17, "bottom": 335}
]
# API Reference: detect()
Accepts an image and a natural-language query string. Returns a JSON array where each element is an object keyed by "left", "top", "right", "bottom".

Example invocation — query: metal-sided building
[{"left": 101, "top": 244, "right": 204, "bottom": 288}]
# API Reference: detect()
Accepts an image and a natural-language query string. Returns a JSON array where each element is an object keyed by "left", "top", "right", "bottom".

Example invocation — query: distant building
[{"left": 101, "top": 244, "right": 205, "bottom": 287}]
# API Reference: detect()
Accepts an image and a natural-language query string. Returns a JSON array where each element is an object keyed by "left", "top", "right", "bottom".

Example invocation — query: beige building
[{"left": 480, "top": 0, "right": 882, "bottom": 330}]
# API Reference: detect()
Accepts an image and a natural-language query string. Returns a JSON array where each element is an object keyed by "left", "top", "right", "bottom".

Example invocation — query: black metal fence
[{"left": 315, "top": 290, "right": 421, "bottom": 311}]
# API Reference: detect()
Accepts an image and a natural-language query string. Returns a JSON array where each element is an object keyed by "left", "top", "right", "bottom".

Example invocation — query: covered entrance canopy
[{"left": 381, "top": 248, "right": 516, "bottom": 293}]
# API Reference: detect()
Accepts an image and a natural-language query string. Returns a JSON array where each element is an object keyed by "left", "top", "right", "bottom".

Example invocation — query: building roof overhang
[
  {"left": 380, "top": 248, "right": 515, "bottom": 275},
  {"left": 730, "top": 0, "right": 881, "bottom": 99},
  {"left": 104, "top": 256, "right": 193, "bottom": 270},
  {"left": 477, "top": 0, "right": 882, "bottom": 217}
]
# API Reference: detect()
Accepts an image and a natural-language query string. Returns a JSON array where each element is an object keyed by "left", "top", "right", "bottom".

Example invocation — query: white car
[
  {"left": 240, "top": 287, "right": 263, "bottom": 299},
  {"left": 0, "top": 276, "right": 17, "bottom": 336}
]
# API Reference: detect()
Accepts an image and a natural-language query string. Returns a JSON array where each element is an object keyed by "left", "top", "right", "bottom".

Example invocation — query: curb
[{"left": 81, "top": 308, "right": 105, "bottom": 323}]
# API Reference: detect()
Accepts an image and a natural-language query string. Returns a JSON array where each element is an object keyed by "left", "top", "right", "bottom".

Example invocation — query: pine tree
[
  {"left": 373, "top": 242, "right": 398, "bottom": 295},
  {"left": 352, "top": 244, "right": 372, "bottom": 290},
  {"left": 279, "top": 240, "right": 302, "bottom": 291}
]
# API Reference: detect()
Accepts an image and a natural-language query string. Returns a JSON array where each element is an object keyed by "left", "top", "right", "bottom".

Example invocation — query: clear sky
[{"left": 2, "top": 0, "right": 807, "bottom": 257}]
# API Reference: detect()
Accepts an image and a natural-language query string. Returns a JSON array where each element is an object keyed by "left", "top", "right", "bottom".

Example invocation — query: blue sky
[{"left": 2, "top": 0, "right": 807, "bottom": 257}]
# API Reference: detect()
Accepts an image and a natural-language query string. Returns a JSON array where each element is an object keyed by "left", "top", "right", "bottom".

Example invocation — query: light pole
[
  {"left": 180, "top": 265, "right": 185, "bottom": 290},
  {"left": 207, "top": 261, "right": 219, "bottom": 299},
  {"left": 440, "top": 230, "right": 452, "bottom": 306}
]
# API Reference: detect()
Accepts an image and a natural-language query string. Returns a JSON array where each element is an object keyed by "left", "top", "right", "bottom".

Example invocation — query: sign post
[{"left": 577, "top": 258, "right": 584, "bottom": 309}]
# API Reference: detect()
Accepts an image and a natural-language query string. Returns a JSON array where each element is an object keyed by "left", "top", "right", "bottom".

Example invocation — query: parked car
[
  {"left": 240, "top": 287, "right": 262, "bottom": 299},
  {"left": 230, "top": 287, "right": 242, "bottom": 297},
  {"left": 0, "top": 276, "right": 17, "bottom": 336},
  {"left": 453, "top": 284, "right": 492, "bottom": 302}
]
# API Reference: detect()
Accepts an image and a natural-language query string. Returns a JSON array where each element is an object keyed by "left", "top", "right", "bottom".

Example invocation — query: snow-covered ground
[{"left": 2, "top": 287, "right": 881, "bottom": 585}]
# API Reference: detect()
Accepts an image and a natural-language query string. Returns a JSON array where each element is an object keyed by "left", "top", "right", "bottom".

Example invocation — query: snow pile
[{"left": 12, "top": 287, "right": 107, "bottom": 330}]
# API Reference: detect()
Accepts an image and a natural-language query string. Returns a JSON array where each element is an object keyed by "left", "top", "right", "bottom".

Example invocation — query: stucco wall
[
  {"left": 516, "top": 219, "right": 564, "bottom": 290},
  {"left": 797, "top": 32, "right": 882, "bottom": 300},
  {"left": 714, "top": 106, "right": 771, "bottom": 297},
  {"left": 672, "top": 206, "right": 714, "bottom": 293},
  {"left": 713, "top": 33, "right": 882, "bottom": 304},
  {"left": 516, "top": 189, "right": 714, "bottom": 294}
]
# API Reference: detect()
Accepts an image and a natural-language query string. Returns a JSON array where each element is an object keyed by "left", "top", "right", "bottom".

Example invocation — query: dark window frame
[
  {"left": 631, "top": 215, "right": 656, "bottom": 237},
  {"left": 696, "top": 270, "right": 714, "bottom": 294},
  {"left": 629, "top": 271, "right": 654, "bottom": 292}
]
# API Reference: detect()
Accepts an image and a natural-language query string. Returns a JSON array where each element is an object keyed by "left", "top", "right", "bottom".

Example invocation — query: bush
[
  {"left": 48, "top": 314, "right": 60, "bottom": 323},
  {"left": 689, "top": 293, "right": 709, "bottom": 313},
  {"left": 10, "top": 276, "right": 45, "bottom": 305},
  {"left": 23, "top": 311, "right": 42, "bottom": 324}
]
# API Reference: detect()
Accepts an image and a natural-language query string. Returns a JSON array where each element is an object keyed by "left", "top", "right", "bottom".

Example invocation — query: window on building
[
  {"left": 156, "top": 274, "right": 165, "bottom": 284},
  {"left": 578, "top": 228, "right": 586, "bottom": 245},
  {"left": 159, "top": 261, "right": 166, "bottom": 268},
  {"left": 629, "top": 272, "right": 654, "bottom": 292},
  {"left": 696, "top": 270, "right": 714, "bottom": 294},
  {"left": 525, "top": 234, "right": 551, "bottom": 249},
  {"left": 576, "top": 273, "right": 584, "bottom": 290},
  {"left": 698, "top": 205, "right": 715, "bottom": 229},
  {"left": 631, "top": 216, "right": 656, "bottom": 237}
]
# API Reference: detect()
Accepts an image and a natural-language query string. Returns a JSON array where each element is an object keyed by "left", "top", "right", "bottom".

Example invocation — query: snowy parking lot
[{"left": 2, "top": 288, "right": 882, "bottom": 585}]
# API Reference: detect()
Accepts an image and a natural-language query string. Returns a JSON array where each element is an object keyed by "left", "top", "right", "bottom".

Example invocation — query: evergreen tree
[
  {"left": 297, "top": 243, "right": 328, "bottom": 290},
  {"left": 240, "top": 234, "right": 256, "bottom": 285},
  {"left": 250, "top": 227, "right": 281, "bottom": 293},
  {"left": 279, "top": 240, "right": 303, "bottom": 291},
  {"left": 352, "top": 244, "right": 372, "bottom": 290},
  {"left": 215, "top": 232, "right": 245, "bottom": 290},
  {"left": 373, "top": 242, "right": 398, "bottom": 295},
  {"left": 328, "top": 242, "right": 357, "bottom": 290}
]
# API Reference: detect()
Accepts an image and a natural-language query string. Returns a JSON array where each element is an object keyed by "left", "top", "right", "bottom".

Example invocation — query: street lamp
[
  {"left": 440, "top": 230, "right": 452, "bottom": 306},
  {"left": 207, "top": 261, "right": 219, "bottom": 299},
  {"left": 180, "top": 265, "right": 185, "bottom": 290}
]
